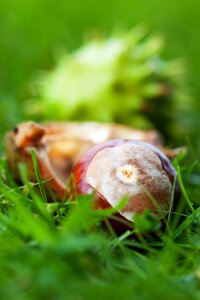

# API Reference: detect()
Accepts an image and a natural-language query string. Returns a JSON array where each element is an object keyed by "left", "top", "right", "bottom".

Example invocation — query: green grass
[{"left": 0, "top": 146, "right": 200, "bottom": 299}]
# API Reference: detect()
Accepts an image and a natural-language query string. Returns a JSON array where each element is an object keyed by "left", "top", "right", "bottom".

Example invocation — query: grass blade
[{"left": 31, "top": 149, "right": 47, "bottom": 203}]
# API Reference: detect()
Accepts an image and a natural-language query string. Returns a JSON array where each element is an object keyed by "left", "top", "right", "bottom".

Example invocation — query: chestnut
[{"left": 73, "top": 140, "right": 180, "bottom": 222}]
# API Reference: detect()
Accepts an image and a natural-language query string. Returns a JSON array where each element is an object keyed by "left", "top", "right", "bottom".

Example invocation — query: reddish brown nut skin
[{"left": 73, "top": 140, "right": 180, "bottom": 222}]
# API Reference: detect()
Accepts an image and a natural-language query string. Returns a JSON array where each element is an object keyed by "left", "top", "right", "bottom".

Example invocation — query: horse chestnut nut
[{"left": 73, "top": 140, "right": 179, "bottom": 221}]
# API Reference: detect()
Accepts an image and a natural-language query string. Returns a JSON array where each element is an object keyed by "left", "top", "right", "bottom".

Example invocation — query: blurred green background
[{"left": 0, "top": 0, "right": 200, "bottom": 146}]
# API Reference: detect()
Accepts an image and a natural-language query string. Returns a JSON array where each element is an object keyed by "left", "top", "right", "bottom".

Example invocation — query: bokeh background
[{"left": 0, "top": 0, "right": 200, "bottom": 148}]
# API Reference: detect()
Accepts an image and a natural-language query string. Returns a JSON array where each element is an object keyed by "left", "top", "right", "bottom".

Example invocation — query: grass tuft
[{"left": 0, "top": 149, "right": 199, "bottom": 299}]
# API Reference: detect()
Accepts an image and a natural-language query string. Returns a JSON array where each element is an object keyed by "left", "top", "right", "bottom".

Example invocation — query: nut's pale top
[{"left": 86, "top": 143, "right": 172, "bottom": 221}]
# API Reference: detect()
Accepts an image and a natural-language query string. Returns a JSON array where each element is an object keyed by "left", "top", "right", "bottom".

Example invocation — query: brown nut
[{"left": 73, "top": 140, "right": 180, "bottom": 221}]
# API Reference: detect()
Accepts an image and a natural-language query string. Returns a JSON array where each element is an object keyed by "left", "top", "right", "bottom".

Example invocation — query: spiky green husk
[{"left": 38, "top": 27, "right": 190, "bottom": 142}]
